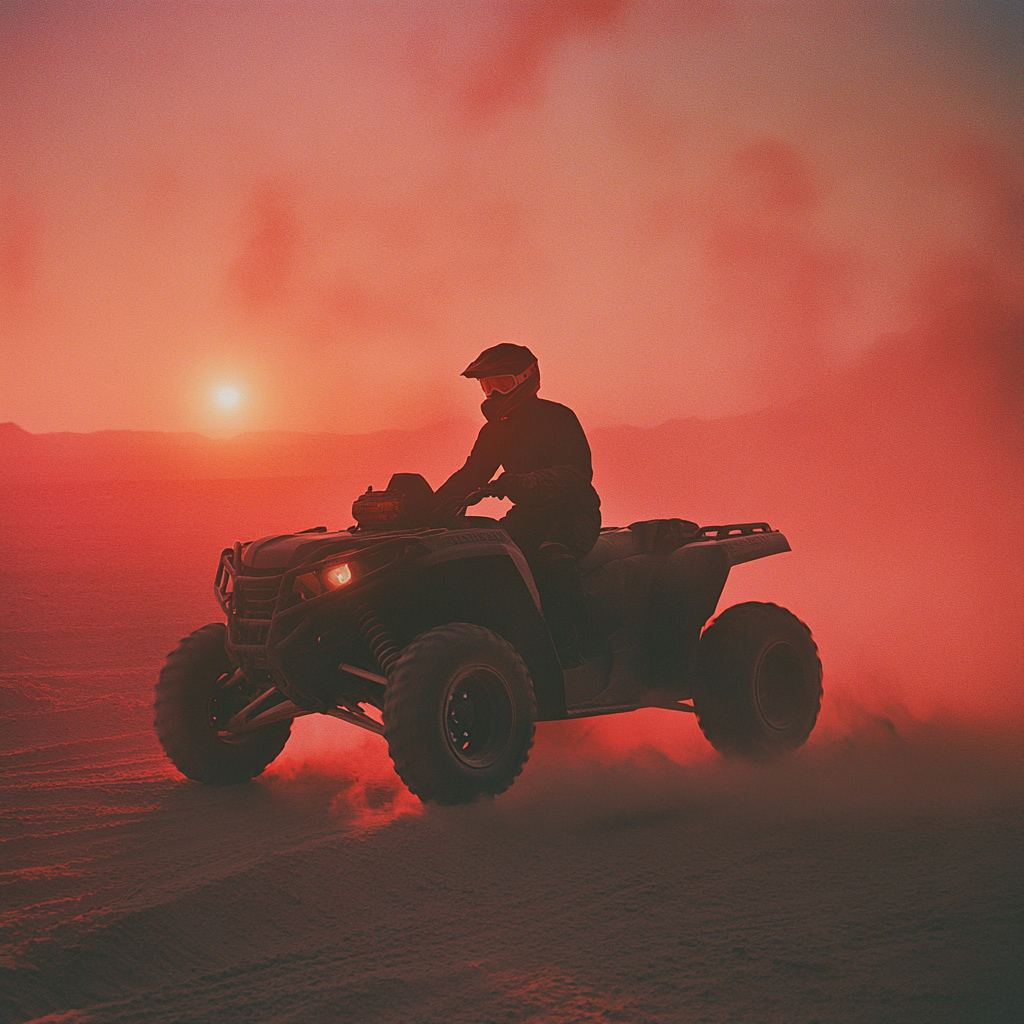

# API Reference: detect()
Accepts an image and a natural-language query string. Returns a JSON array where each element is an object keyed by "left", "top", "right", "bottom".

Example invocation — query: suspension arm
[{"left": 223, "top": 696, "right": 385, "bottom": 736}]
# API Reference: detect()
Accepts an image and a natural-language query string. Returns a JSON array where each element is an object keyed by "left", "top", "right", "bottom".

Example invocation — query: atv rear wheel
[
  {"left": 155, "top": 622, "right": 291, "bottom": 784},
  {"left": 694, "top": 602, "right": 822, "bottom": 759},
  {"left": 383, "top": 623, "right": 536, "bottom": 806}
]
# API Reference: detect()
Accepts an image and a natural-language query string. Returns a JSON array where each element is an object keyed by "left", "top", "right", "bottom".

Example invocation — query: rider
[{"left": 433, "top": 344, "right": 601, "bottom": 666}]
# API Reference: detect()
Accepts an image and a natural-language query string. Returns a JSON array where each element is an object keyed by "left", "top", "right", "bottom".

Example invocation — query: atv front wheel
[
  {"left": 383, "top": 623, "right": 536, "bottom": 806},
  {"left": 155, "top": 622, "right": 291, "bottom": 784},
  {"left": 694, "top": 602, "right": 822, "bottom": 759}
]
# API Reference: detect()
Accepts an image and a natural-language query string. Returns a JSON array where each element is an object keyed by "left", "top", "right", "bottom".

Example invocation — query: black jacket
[{"left": 435, "top": 396, "right": 601, "bottom": 512}]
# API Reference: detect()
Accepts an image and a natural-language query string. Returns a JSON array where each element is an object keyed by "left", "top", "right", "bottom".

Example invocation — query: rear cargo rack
[{"left": 698, "top": 522, "right": 774, "bottom": 540}]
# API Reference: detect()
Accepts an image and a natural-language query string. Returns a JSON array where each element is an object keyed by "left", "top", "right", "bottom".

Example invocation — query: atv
[{"left": 155, "top": 473, "right": 822, "bottom": 805}]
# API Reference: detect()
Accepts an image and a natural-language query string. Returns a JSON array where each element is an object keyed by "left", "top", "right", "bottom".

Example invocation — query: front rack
[{"left": 214, "top": 543, "right": 242, "bottom": 616}]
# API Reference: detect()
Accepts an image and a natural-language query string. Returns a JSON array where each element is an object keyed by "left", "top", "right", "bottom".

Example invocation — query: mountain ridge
[{"left": 2, "top": 294, "right": 1020, "bottom": 493}]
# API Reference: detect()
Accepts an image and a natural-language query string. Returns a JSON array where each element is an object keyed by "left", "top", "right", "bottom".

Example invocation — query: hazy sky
[{"left": 2, "top": 0, "right": 1021, "bottom": 434}]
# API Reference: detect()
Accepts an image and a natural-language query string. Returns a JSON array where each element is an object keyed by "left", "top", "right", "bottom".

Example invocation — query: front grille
[
  {"left": 234, "top": 577, "right": 282, "bottom": 619},
  {"left": 230, "top": 576, "right": 283, "bottom": 647},
  {"left": 232, "top": 618, "right": 271, "bottom": 646}
]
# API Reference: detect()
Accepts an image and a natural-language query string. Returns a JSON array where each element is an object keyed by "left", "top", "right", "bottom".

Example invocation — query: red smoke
[
  {"left": 228, "top": 181, "right": 300, "bottom": 310},
  {"left": 703, "top": 137, "right": 863, "bottom": 403},
  {"left": 0, "top": 188, "right": 39, "bottom": 307},
  {"left": 410, "top": 0, "right": 628, "bottom": 122},
  {"left": 265, "top": 723, "right": 422, "bottom": 831},
  {"left": 4, "top": 2, "right": 1018, "bottom": 434}
]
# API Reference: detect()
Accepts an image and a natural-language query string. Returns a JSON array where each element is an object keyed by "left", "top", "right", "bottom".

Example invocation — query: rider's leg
[
  {"left": 533, "top": 541, "right": 587, "bottom": 667},
  {"left": 500, "top": 507, "right": 600, "bottom": 668}
]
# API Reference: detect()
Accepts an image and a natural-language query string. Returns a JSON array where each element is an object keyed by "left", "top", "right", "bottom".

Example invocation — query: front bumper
[{"left": 213, "top": 537, "right": 429, "bottom": 710}]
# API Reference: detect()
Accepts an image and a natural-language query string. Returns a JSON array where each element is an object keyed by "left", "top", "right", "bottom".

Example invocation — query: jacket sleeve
[
  {"left": 495, "top": 409, "right": 594, "bottom": 508},
  {"left": 432, "top": 424, "right": 502, "bottom": 507},
  {"left": 496, "top": 465, "right": 591, "bottom": 506}
]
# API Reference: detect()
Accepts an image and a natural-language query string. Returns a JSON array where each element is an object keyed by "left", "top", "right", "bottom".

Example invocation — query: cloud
[
  {"left": 0, "top": 189, "right": 39, "bottom": 306},
  {"left": 227, "top": 181, "right": 300, "bottom": 310}
]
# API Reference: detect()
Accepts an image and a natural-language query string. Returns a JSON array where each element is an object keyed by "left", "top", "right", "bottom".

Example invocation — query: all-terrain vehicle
[{"left": 155, "top": 474, "right": 822, "bottom": 805}]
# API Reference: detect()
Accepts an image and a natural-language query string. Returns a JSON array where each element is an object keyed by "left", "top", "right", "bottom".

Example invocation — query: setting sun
[{"left": 214, "top": 385, "right": 242, "bottom": 411}]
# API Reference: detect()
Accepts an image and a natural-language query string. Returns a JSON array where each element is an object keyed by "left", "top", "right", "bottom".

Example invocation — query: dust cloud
[{"left": 257, "top": 691, "right": 1022, "bottom": 841}]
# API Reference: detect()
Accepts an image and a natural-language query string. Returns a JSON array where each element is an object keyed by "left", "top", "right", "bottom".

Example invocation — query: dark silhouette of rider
[{"left": 433, "top": 344, "right": 601, "bottom": 666}]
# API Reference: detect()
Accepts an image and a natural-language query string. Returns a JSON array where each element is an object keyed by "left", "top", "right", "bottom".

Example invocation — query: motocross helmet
[{"left": 462, "top": 344, "right": 540, "bottom": 422}]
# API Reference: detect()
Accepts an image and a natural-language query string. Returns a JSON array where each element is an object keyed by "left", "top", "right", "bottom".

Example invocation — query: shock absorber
[{"left": 357, "top": 607, "right": 401, "bottom": 676}]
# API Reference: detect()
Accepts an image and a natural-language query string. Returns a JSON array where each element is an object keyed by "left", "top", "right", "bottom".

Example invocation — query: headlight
[
  {"left": 323, "top": 562, "right": 352, "bottom": 589},
  {"left": 293, "top": 560, "right": 354, "bottom": 600}
]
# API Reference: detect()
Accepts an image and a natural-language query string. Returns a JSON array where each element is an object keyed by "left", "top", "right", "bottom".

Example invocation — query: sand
[{"left": 1, "top": 479, "right": 1021, "bottom": 1024}]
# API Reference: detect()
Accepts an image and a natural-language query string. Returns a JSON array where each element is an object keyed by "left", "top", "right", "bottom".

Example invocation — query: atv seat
[
  {"left": 578, "top": 529, "right": 638, "bottom": 574},
  {"left": 578, "top": 519, "right": 699, "bottom": 574}
]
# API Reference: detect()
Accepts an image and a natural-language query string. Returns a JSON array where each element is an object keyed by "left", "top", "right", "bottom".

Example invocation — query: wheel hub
[
  {"left": 755, "top": 641, "right": 807, "bottom": 730},
  {"left": 444, "top": 669, "right": 515, "bottom": 769},
  {"left": 208, "top": 671, "right": 262, "bottom": 745}
]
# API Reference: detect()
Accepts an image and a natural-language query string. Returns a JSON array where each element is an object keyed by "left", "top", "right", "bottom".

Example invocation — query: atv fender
[
  {"left": 387, "top": 532, "right": 566, "bottom": 721},
  {"left": 647, "top": 541, "right": 731, "bottom": 693}
]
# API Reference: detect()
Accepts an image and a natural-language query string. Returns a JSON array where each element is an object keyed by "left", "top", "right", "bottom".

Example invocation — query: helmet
[
  {"left": 462, "top": 343, "right": 536, "bottom": 379},
  {"left": 462, "top": 344, "right": 540, "bottom": 421}
]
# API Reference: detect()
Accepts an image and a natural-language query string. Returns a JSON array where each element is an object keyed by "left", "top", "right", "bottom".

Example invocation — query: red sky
[{"left": 1, "top": 0, "right": 1021, "bottom": 436}]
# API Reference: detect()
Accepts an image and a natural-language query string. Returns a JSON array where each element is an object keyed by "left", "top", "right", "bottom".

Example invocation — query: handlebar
[{"left": 434, "top": 487, "right": 496, "bottom": 521}]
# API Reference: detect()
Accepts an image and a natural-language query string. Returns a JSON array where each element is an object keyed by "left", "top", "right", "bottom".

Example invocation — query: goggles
[{"left": 479, "top": 362, "right": 537, "bottom": 397}]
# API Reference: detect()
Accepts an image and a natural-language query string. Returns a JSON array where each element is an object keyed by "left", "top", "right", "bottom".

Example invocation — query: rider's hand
[{"left": 480, "top": 478, "right": 507, "bottom": 500}]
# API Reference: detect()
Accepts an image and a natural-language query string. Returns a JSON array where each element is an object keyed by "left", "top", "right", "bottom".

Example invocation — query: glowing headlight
[
  {"left": 293, "top": 561, "right": 355, "bottom": 600},
  {"left": 323, "top": 562, "right": 353, "bottom": 589}
]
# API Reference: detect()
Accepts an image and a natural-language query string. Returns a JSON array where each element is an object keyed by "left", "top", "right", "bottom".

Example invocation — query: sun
[{"left": 214, "top": 384, "right": 242, "bottom": 411}]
